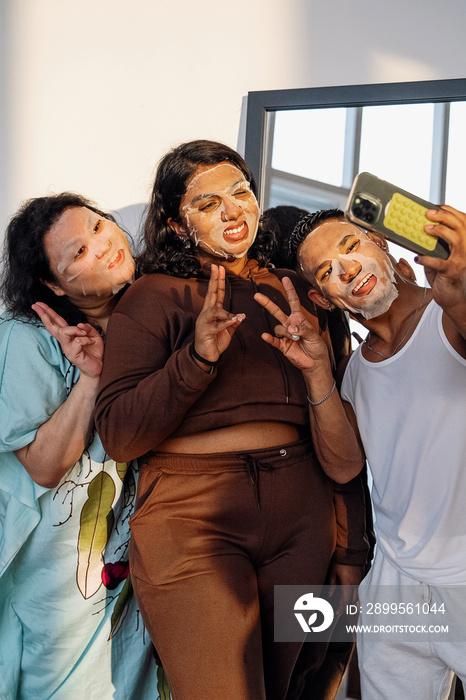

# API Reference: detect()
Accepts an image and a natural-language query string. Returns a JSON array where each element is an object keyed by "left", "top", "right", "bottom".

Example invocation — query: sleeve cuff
[{"left": 332, "top": 545, "right": 369, "bottom": 567}]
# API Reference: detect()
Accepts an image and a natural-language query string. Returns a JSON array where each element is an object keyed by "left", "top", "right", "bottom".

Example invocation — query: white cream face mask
[
  {"left": 46, "top": 208, "right": 135, "bottom": 297},
  {"left": 179, "top": 163, "right": 260, "bottom": 260},
  {"left": 299, "top": 221, "right": 398, "bottom": 320}
]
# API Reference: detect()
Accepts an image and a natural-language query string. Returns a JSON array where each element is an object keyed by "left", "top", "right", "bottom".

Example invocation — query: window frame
[{"left": 244, "top": 78, "right": 466, "bottom": 209}]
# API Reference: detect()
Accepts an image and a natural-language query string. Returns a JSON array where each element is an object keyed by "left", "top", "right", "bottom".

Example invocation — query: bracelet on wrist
[
  {"left": 306, "top": 379, "right": 336, "bottom": 406},
  {"left": 189, "top": 342, "right": 220, "bottom": 374}
]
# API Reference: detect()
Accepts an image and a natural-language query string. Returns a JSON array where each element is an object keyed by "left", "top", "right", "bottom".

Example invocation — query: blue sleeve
[{"left": 0, "top": 318, "right": 74, "bottom": 453}]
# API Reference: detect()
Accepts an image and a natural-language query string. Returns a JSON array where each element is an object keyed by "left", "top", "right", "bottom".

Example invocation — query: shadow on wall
[{"left": 0, "top": 1, "right": 12, "bottom": 239}]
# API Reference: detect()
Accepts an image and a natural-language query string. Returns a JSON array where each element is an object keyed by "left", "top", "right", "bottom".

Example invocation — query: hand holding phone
[{"left": 345, "top": 172, "right": 450, "bottom": 259}]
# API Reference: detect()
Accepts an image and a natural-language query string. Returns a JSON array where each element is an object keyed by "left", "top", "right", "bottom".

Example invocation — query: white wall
[{"left": 2, "top": 0, "right": 466, "bottom": 237}]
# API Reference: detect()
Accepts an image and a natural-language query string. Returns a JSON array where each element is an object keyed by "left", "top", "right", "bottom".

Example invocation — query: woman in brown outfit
[{"left": 95, "top": 140, "right": 367, "bottom": 700}]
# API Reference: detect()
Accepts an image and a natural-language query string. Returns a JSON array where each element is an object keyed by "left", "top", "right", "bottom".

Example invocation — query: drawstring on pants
[{"left": 241, "top": 455, "right": 274, "bottom": 509}]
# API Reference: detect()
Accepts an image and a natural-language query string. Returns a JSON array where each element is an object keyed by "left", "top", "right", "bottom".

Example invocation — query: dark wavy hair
[
  {"left": 0, "top": 192, "right": 117, "bottom": 324},
  {"left": 261, "top": 205, "right": 311, "bottom": 269},
  {"left": 288, "top": 208, "right": 345, "bottom": 270},
  {"left": 137, "top": 140, "right": 275, "bottom": 277}
]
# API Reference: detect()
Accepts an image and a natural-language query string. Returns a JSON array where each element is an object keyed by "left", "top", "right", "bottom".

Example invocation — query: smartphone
[{"left": 345, "top": 172, "right": 449, "bottom": 259}]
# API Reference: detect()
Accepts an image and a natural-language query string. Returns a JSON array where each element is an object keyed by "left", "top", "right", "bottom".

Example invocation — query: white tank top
[{"left": 341, "top": 301, "right": 466, "bottom": 585}]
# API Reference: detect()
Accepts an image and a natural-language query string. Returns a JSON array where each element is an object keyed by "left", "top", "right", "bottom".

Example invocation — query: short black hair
[{"left": 288, "top": 208, "right": 344, "bottom": 269}]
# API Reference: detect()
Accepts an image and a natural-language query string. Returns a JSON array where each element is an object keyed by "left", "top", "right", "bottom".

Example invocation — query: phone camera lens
[{"left": 351, "top": 194, "right": 379, "bottom": 225}]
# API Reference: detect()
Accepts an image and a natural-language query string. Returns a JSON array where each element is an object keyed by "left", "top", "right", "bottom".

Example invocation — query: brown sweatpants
[{"left": 129, "top": 438, "right": 336, "bottom": 700}]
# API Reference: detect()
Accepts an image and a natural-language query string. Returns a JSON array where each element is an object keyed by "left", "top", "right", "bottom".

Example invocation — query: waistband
[{"left": 142, "top": 437, "right": 315, "bottom": 474}]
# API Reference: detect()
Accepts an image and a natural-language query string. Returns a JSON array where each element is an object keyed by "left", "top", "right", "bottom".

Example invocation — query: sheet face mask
[
  {"left": 179, "top": 163, "right": 260, "bottom": 260},
  {"left": 299, "top": 222, "right": 398, "bottom": 320},
  {"left": 46, "top": 208, "right": 135, "bottom": 297}
]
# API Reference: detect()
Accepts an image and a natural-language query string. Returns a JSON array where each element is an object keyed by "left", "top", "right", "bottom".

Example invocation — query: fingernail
[
  {"left": 414, "top": 256, "right": 419, "bottom": 263},
  {"left": 291, "top": 334, "right": 299, "bottom": 339}
]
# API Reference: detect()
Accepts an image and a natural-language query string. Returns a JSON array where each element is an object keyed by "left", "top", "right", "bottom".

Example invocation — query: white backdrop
[{"left": 1, "top": 0, "right": 466, "bottom": 239}]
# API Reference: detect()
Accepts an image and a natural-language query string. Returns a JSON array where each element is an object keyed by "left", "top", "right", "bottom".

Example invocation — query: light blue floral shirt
[{"left": 0, "top": 315, "right": 170, "bottom": 700}]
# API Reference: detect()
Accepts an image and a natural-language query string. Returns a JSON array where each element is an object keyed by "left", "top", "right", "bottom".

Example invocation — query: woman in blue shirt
[{"left": 0, "top": 193, "right": 168, "bottom": 699}]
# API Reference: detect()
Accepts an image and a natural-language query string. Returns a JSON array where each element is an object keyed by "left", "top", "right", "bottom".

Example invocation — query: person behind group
[
  {"left": 0, "top": 193, "right": 166, "bottom": 699},
  {"left": 262, "top": 203, "right": 375, "bottom": 700},
  {"left": 95, "top": 140, "right": 369, "bottom": 700},
  {"left": 262, "top": 204, "right": 310, "bottom": 270},
  {"left": 287, "top": 205, "right": 466, "bottom": 699}
]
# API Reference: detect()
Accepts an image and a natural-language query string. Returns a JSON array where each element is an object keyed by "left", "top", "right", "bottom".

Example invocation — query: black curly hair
[
  {"left": 137, "top": 140, "right": 275, "bottom": 277},
  {"left": 0, "top": 192, "right": 117, "bottom": 325}
]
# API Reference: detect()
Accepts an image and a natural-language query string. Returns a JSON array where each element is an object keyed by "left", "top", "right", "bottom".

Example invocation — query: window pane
[
  {"left": 446, "top": 101, "right": 466, "bottom": 209},
  {"left": 359, "top": 104, "right": 434, "bottom": 200},
  {"left": 271, "top": 108, "right": 347, "bottom": 187}
]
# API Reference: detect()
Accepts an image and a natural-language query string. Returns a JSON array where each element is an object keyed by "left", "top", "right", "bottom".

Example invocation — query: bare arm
[
  {"left": 420, "top": 206, "right": 466, "bottom": 354},
  {"left": 254, "top": 277, "right": 365, "bottom": 483},
  {"left": 13, "top": 303, "right": 103, "bottom": 487}
]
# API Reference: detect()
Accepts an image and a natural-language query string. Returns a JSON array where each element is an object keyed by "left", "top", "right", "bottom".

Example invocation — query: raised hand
[
  {"left": 327, "top": 562, "right": 364, "bottom": 614},
  {"left": 420, "top": 205, "right": 466, "bottom": 312},
  {"left": 32, "top": 302, "right": 104, "bottom": 379},
  {"left": 254, "top": 276, "right": 330, "bottom": 372},
  {"left": 193, "top": 264, "right": 245, "bottom": 364}
]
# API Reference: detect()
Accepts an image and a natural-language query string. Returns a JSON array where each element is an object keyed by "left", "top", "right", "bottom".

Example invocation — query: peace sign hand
[
  {"left": 193, "top": 264, "right": 245, "bottom": 365},
  {"left": 32, "top": 302, "right": 104, "bottom": 379},
  {"left": 254, "top": 276, "right": 330, "bottom": 373}
]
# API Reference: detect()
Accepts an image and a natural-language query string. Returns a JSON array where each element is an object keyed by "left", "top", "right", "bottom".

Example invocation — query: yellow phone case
[
  {"left": 345, "top": 172, "right": 449, "bottom": 259},
  {"left": 383, "top": 193, "right": 436, "bottom": 252}
]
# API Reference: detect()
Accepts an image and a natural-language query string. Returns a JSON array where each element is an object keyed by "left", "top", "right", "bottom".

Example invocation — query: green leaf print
[
  {"left": 77, "top": 471, "right": 116, "bottom": 599},
  {"left": 157, "top": 665, "right": 171, "bottom": 700},
  {"left": 116, "top": 462, "right": 129, "bottom": 482},
  {"left": 108, "top": 575, "right": 132, "bottom": 640}
]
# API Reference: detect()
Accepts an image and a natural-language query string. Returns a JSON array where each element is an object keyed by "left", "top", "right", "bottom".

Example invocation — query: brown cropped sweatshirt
[
  {"left": 95, "top": 260, "right": 333, "bottom": 462},
  {"left": 95, "top": 260, "right": 370, "bottom": 567}
]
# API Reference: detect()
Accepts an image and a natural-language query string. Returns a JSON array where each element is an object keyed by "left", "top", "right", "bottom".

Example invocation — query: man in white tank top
[{"left": 287, "top": 204, "right": 466, "bottom": 700}]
